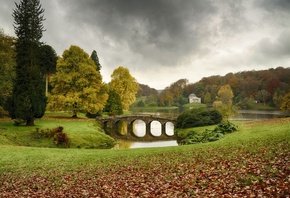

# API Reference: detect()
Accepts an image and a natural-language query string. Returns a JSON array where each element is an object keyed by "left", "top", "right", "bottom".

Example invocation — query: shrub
[
  {"left": 30, "top": 126, "right": 70, "bottom": 148},
  {"left": 53, "top": 132, "right": 70, "bottom": 148},
  {"left": 176, "top": 108, "right": 222, "bottom": 128},
  {"left": 48, "top": 126, "right": 64, "bottom": 137},
  {"left": 213, "top": 121, "right": 238, "bottom": 134},
  {"left": 13, "top": 119, "right": 26, "bottom": 126},
  {"left": 177, "top": 121, "right": 237, "bottom": 145}
]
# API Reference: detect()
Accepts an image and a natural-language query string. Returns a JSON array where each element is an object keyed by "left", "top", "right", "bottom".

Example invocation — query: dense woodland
[{"left": 137, "top": 67, "right": 290, "bottom": 109}]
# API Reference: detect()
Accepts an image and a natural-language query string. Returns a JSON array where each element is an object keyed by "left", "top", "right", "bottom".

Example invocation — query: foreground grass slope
[{"left": 0, "top": 118, "right": 289, "bottom": 197}]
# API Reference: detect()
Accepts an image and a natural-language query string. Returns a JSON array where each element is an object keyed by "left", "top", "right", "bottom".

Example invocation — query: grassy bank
[
  {"left": 0, "top": 117, "right": 289, "bottom": 196},
  {"left": 0, "top": 113, "right": 116, "bottom": 149}
]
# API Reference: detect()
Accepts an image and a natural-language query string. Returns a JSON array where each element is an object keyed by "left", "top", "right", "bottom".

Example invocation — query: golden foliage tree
[
  {"left": 213, "top": 84, "right": 237, "bottom": 120},
  {"left": 48, "top": 45, "right": 108, "bottom": 117},
  {"left": 280, "top": 92, "right": 290, "bottom": 112},
  {"left": 110, "top": 66, "right": 139, "bottom": 110}
]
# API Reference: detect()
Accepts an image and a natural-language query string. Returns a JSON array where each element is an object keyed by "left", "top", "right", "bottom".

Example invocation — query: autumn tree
[
  {"left": 109, "top": 66, "right": 139, "bottom": 110},
  {"left": 8, "top": 0, "right": 46, "bottom": 126},
  {"left": 0, "top": 30, "right": 16, "bottom": 116},
  {"left": 90, "top": 50, "right": 101, "bottom": 72},
  {"left": 159, "top": 89, "right": 174, "bottom": 106},
  {"left": 280, "top": 92, "right": 290, "bottom": 112},
  {"left": 159, "top": 79, "right": 188, "bottom": 106},
  {"left": 213, "top": 84, "right": 237, "bottom": 121},
  {"left": 256, "top": 89, "right": 270, "bottom": 105},
  {"left": 204, "top": 92, "right": 211, "bottom": 105},
  {"left": 48, "top": 45, "right": 108, "bottom": 117}
]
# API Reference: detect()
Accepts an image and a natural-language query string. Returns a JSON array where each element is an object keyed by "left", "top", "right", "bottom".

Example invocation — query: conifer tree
[
  {"left": 8, "top": 0, "right": 46, "bottom": 126},
  {"left": 90, "top": 50, "right": 102, "bottom": 72}
]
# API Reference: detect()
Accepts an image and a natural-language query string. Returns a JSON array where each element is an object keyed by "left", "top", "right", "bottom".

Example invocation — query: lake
[{"left": 113, "top": 108, "right": 284, "bottom": 149}]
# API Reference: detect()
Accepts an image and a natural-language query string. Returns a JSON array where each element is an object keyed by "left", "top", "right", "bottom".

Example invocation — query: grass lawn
[
  {"left": 0, "top": 112, "right": 116, "bottom": 149},
  {"left": 0, "top": 117, "right": 289, "bottom": 197},
  {"left": 182, "top": 103, "right": 207, "bottom": 108}
]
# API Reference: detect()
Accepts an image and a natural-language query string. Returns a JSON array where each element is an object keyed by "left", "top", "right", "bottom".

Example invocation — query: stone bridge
[{"left": 97, "top": 115, "right": 177, "bottom": 141}]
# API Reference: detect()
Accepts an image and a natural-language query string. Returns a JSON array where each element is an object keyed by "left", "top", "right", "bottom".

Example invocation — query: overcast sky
[{"left": 1, "top": 0, "right": 290, "bottom": 89}]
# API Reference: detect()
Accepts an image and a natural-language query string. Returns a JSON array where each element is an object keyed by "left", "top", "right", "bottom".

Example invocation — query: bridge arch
[
  {"left": 131, "top": 119, "right": 146, "bottom": 137},
  {"left": 97, "top": 115, "right": 177, "bottom": 141}
]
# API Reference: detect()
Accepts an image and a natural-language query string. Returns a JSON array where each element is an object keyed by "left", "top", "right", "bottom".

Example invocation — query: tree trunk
[{"left": 26, "top": 118, "right": 35, "bottom": 126}]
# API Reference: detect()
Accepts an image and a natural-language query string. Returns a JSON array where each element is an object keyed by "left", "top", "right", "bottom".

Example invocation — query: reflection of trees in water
[
  {"left": 117, "top": 120, "right": 127, "bottom": 135},
  {"left": 113, "top": 140, "right": 133, "bottom": 149}
]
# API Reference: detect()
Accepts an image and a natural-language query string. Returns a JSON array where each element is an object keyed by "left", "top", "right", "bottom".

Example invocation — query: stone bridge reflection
[{"left": 97, "top": 115, "right": 177, "bottom": 141}]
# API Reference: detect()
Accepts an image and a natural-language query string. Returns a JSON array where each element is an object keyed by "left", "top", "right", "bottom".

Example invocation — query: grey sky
[{"left": 1, "top": 0, "right": 290, "bottom": 89}]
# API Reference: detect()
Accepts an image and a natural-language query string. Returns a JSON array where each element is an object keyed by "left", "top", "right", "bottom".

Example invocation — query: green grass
[
  {"left": 0, "top": 113, "right": 116, "bottom": 148},
  {"left": 130, "top": 106, "right": 178, "bottom": 110},
  {"left": 0, "top": 117, "right": 289, "bottom": 196},
  {"left": 0, "top": 118, "right": 289, "bottom": 175},
  {"left": 182, "top": 103, "right": 207, "bottom": 108},
  {"left": 252, "top": 103, "right": 278, "bottom": 110}
]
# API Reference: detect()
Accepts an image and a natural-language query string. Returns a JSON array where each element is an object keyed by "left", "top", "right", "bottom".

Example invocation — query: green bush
[
  {"left": 213, "top": 121, "right": 238, "bottom": 134},
  {"left": 177, "top": 122, "right": 237, "bottom": 145},
  {"left": 176, "top": 108, "right": 222, "bottom": 128}
]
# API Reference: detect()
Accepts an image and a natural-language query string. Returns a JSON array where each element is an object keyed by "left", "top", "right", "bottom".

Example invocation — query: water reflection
[
  {"left": 150, "top": 121, "right": 161, "bottom": 136},
  {"left": 234, "top": 110, "right": 284, "bottom": 120},
  {"left": 165, "top": 122, "right": 174, "bottom": 136},
  {"left": 113, "top": 140, "right": 178, "bottom": 149},
  {"left": 133, "top": 119, "right": 146, "bottom": 137}
]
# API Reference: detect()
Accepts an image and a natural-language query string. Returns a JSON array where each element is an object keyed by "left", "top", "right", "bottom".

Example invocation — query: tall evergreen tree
[
  {"left": 90, "top": 50, "right": 102, "bottom": 72},
  {"left": 8, "top": 0, "right": 46, "bottom": 126}
]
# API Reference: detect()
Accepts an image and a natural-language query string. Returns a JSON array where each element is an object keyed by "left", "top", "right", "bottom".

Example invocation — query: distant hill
[{"left": 185, "top": 67, "right": 290, "bottom": 108}]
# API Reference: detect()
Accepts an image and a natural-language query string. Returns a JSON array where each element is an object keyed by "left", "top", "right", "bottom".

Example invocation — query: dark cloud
[
  {"left": 1, "top": 0, "right": 290, "bottom": 89},
  {"left": 55, "top": 0, "right": 217, "bottom": 66}
]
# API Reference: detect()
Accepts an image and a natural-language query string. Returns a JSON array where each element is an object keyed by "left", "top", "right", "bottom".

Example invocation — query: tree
[
  {"left": 8, "top": 0, "right": 46, "bottom": 126},
  {"left": 213, "top": 84, "right": 236, "bottom": 121},
  {"left": 90, "top": 50, "right": 101, "bottom": 72},
  {"left": 204, "top": 92, "right": 211, "bottom": 105},
  {"left": 110, "top": 66, "right": 139, "bottom": 110},
  {"left": 280, "top": 92, "right": 290, "bottom": 112},
  {"left": 38, "top": 45, "right": 57, "bottom": 96},
  {"left": 256, "top": 89, "right": 270, "bottom": 105},
  {"left": 48, "top": 45, "right": 108, "bottom": 117},
  {"left": 0, "top": 30, "right": 16, "bottom": 116},
  {"left": 104, "top": 90, "right": 123, "bottom": 115}
]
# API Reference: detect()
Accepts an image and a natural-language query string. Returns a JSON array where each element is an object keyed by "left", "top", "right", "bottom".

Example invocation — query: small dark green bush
[{"left": 176, "top": 108, "right": 222, "bottom": 128}]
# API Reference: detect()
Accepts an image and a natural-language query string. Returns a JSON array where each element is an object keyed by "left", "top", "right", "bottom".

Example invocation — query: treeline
[
  {"left": 137, "top": 67, "right": 290, "bottom": 109},
  {"left": 188, "top": 67, "right": 290, "bottom": 109}
]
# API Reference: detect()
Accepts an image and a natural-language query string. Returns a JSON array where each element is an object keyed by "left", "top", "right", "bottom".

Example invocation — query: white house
[{"left": 189, "top": 93, "right": 201, "bottom": 103}]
